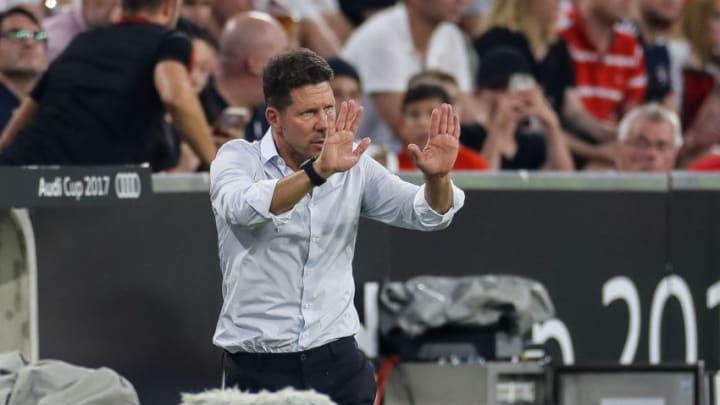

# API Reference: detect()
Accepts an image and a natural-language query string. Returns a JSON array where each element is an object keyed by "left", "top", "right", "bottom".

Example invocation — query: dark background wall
[{"left": 2, "top": 170, "right": 719, "bottom": 404}]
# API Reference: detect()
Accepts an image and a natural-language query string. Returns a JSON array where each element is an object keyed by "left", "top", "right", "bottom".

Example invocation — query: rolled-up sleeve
[
  {"left": 210, "top": 141, "right": 294, "bottom": 227},
  {"left": 412, "top": 183, "right": 465, "bottom": 229},
  {"left": 360, "top": 155, "right": 465, "bottom": 230}
]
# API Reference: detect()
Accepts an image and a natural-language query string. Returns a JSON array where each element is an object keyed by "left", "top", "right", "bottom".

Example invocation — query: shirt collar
[{"left": 260, "top": 128, "right": 279, "bottom": 164}]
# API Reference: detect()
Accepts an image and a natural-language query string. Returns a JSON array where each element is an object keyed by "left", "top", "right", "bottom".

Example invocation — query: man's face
[
  {"left": 82, "top": 0, "right": 121, "bottom": 29},
  {"left": 399, "top": 98, "right": 441, "bottom": 147},
  {"left": 592, "top": 0, "right": 634, "bottom": 24},
  {"left": 330, "top": 76, "right": 361, "bottom": 109},
  {"left": 640, "top": 0, "right": 684, "bottom": 30},
  {"left": 0, "top": 14, "right": 47, "bottom": 77},
  {"left": 269, "top": 82, "right": 336, "bottom": 168},
  {"left": 616, "top": 118, "right": 678, "bottom": 172},
  {"left": 411, "top": 0, "right": 470, "bottom": 24}
]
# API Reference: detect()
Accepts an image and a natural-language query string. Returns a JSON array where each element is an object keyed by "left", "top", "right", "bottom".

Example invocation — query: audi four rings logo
[{"left": 114, "top": 172, "right": 142, "bottom": 199}]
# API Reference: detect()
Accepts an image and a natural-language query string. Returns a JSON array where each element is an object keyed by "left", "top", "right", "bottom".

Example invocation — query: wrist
[
  {"left": 300, "top": 157, "right": 328, "bottom": 187},
  {"left": 312, "top": 159, "right": 333, "bottom": 179}
]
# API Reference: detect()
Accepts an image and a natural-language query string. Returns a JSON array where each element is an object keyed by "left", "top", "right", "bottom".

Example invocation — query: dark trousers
[{"left": 224, "top": 336, "right": 376, "bottom": 405}]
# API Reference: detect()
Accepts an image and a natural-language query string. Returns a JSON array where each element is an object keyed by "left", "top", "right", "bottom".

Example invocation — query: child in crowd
[{"left": 396, "top": 84, "right": 489, "bottom": 171}]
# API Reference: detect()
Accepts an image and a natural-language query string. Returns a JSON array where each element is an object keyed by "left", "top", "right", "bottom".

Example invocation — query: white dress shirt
[{"left": 210, "top": 130, "right": 465, "bottom": 353}]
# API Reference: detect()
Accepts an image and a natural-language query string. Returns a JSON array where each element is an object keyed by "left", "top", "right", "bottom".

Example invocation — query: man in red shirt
[{"left": 560, "top": 0, "right": 647, "bottom": 169}]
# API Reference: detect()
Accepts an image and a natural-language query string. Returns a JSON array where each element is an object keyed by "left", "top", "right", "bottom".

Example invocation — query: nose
[{"left": 315, "top": 110, "right": 329, "bottom": 131}]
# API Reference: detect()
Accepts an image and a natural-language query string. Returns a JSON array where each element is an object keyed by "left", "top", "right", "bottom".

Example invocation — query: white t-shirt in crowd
[{"left": 341, "top": 3, "right": 473, "bottom": 147}]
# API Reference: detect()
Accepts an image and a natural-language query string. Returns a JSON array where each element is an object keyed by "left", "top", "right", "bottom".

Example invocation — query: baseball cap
[{"left": 475, "top": 46, "right": 533, "bottom": 89}]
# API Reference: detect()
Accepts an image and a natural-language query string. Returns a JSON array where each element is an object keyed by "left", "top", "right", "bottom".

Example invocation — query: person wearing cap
[
  {"left": 467, "top": 46, "right": 573, "bottom": 171},
  {"left": 0, "top": 0, "right": 216, "bottom": 169}
]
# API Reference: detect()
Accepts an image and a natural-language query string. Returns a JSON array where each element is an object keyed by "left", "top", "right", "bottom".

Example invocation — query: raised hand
[
  {"left": 315, "top": 100, "right": 371, "bottom": 177},
  {"left": 407, "top": 103, "right": 460, "bottom": 177}
]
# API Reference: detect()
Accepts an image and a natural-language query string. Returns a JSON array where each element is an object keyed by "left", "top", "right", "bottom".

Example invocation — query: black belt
[{"left": 226, "top": 336, "right": 356, "bottom": 371}]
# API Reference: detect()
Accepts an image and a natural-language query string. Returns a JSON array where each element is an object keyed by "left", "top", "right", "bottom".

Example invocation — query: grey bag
[
  {"left": 0, "top": 351, "right": 139, "bottom": 405},
  {"left": 380, "top": 275, "right": 556, "bottom": 337}
]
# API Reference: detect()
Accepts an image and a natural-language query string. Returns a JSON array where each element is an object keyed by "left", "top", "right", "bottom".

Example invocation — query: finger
[
  {"left": 349, "top": 105, "right": 364, "bottom": 135},
  {"left": 453, "top": 111, "right": 460, "bottom": 139},
  {"left": 407, "top": 144, "right": 422, "bottom": 165},
  {"left": 344, "top": 99, "right": 357, "bottom": 131},
  {"left": 352, "top": 137, "right": 372, "bottom": 157},
  {"left": 438, "top": 104, "right": 448, "bottom": 136},
  {"left": 326, "top": 107, "right": 336, "bottom": 139},
  {"left": 335, "top": 101, "right": 348, "bottom": 132},
  {"left": 428, "top": 108, "right": 440, "bottom": 138},
  {"left": 444, "top": 104, "right": 453, "bottom": 135}
]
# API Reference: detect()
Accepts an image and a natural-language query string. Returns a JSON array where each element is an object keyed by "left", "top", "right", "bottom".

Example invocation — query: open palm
[
  {"left": 316, "top": 100, "right": 371, "bottom": 176},
  {"left": 407, "top": 103, "right": 460, "bottom": 177}
]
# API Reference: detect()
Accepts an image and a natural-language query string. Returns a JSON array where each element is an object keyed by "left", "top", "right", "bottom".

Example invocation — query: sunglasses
[{"left": 0, "top": 29, "right": 47, "bottom": 42}]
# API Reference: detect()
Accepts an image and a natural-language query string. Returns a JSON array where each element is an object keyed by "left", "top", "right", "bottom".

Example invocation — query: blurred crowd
[{"left": 0, "top": 0, "right": 718, "bottom": 173}]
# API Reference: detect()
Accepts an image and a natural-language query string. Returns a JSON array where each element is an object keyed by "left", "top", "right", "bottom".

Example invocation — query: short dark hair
[
  {"left": 263, "top": 48, "right": 334, "bottom": 111},
  {"left": 0, "top": 6, "right": 41, "bottom": 29},
  {"left": 402, "top": 84, "right": 452, "bottom": 111},
  {"left": 326, "top": 57, "right": 361, "bottom": 85},
  {"left": 122, "top": 0, "right": 165, "bottom": 15},
  {"left": 176, "top": 16, "right": 218, "bottom": 50}
]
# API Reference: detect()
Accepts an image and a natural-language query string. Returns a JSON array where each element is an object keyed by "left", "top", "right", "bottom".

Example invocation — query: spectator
[
  {"left": 280, "top": 0, "right": 343, "bottom": 56},
  {"left": 397, "top": 83, "right": 489, "bottom": 171},
  {"left": 466, "top": 47, "right": 574, "bottom": 171},
  {"left": 326, "top": 57, "right": 361, "bottom": 106},
  {"left": 474, "top": 0, "right": 572, "bottom": 112},
  {"left": 629, "top": 0, "right": 685, "bottom": 106},
  {"left": 199, "top": 11, "right": 288, "bottom": 144},
  {"left": 181, "top": 0, "right": 212, "bottom": 31},
  {"left": 326, "top": 56, "right": 398, "bottom": 170},
  {"left": 560, "top": 0, "right": 647, "bottom": 170},
  {"left": 0, "top": 6, "right": 47, "bottom": 132},
  {"left": 341, "top": 0, "right": 473, "bottom": 149},
  {"left": 167, "top": 17, "right": 218, "bottom": 172},
  {"left": 0, "top": 0, "right": 216, "bottom": 169},
  {"left": 207, "top": 0, "right": 251, "bottom": 39},
  {"left": 676, "top": 0, "right": 720, "bottom": 167},
  {"left": 615, "top": 103, "right": 681, "bottom": 172},
  {"left": 176, "top": 17, "right": 218, "bottom": 93},
  {"left": 43, "top": 0, "right": 121, "bottom": 61}
]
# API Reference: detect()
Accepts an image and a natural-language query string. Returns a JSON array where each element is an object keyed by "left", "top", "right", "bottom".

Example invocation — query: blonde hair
[
  {"left": 487, "top": 0, "right": 556, "bottom": 56},
  {"left": 682, "top": 0, "right": 720, "bottom": 67}
]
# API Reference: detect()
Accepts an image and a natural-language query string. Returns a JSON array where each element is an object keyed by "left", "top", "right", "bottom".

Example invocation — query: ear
[{"left": 266, "top": 106, "right": 281, "bottom": 132}]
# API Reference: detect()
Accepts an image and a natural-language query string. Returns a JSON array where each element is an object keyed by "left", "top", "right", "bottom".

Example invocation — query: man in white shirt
[
  {"left": 210, "top": 48, "right": 465, "bottom": 404},
  {"left": 341, "top": 0, "right": 473, "bottom": 149}
]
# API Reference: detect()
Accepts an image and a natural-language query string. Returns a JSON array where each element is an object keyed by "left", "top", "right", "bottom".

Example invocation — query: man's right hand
[{"left": 314, "top": 100, "right": 371, "bottom": 178}]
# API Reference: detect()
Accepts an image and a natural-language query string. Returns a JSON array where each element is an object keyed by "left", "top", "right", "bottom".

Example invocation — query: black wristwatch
[{"left": 300, "top": 157, "right": 326, "bottom": 187}]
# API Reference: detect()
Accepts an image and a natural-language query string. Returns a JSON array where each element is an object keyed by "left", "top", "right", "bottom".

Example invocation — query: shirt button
[
  {"left": 303, "top": 303, "right": 310, "bottom": 309},
  {"left": 312, "top": 235, "right": 320, "bottom": 243},
  {"left": 310, "top": 202, "right": 315, "bottom": 208}
]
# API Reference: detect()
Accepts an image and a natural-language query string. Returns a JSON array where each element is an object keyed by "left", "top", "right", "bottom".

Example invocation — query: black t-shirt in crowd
[
  {"left": 0, "top": 21, "right": 191, "bottom": 168},
  {"left": 474, "top": 27, "right": 575, "bottom": 112},
  {"left": 461, "top": 123, "right": 548, "bottom": 170},
  {"left": 0, "top": 82, "right": 19, "bottom": 131}
]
